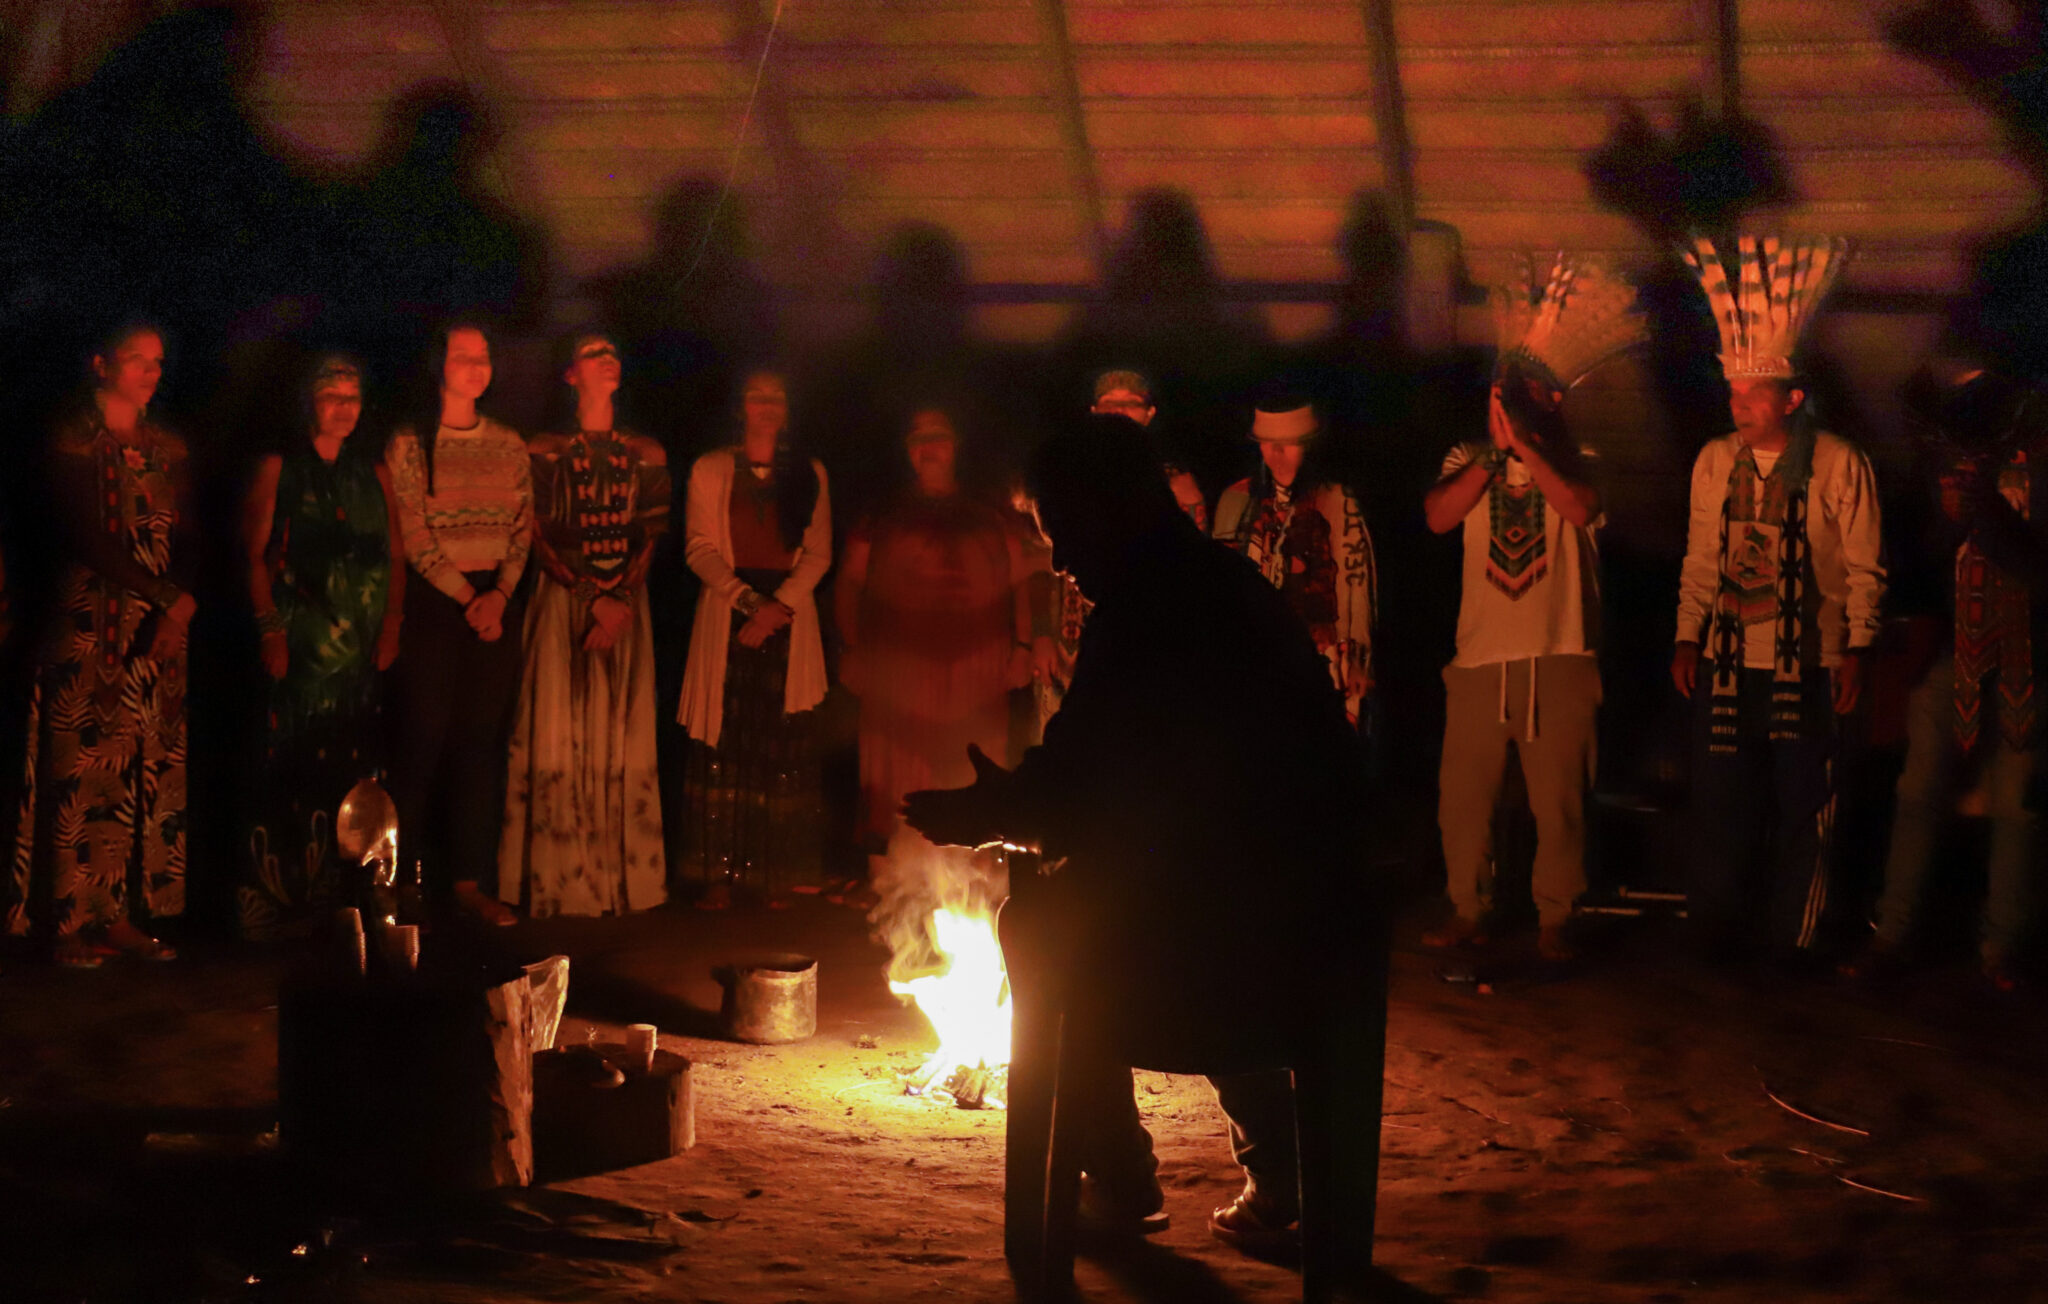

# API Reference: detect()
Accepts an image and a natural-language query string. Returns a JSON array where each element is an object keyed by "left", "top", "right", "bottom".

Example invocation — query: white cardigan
[{"left": 676, "top": 447, "right": 833, "bottom": 748}]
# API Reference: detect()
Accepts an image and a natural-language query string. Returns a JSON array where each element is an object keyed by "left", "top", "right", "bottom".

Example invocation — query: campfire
[{"left": 877, "top": 835, "right": 1012, "bottom": 1109}]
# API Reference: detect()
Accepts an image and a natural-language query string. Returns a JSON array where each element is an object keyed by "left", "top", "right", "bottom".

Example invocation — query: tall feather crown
[
  {"left": 1491, "top": 253, "right": 1648, "bottom": 397},
  {"left": 1681, "top": 233, "right": 1848, "bottom": 381}
]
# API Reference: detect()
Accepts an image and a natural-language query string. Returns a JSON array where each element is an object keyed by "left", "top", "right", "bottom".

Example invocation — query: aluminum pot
[{"left": 716, "top": 954, "right": 818, "bottom": 1044}]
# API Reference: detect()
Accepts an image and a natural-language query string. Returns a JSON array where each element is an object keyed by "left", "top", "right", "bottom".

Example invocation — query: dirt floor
[{"left": 2, "top": 899, "right": 2046, "bottom": 1304}]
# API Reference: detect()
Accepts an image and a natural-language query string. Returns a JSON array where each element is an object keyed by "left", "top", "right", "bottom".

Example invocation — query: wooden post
[
  {"left": 1032, "top": 0, "right": 1109, "bottom": 277},
  {"left": 1359, "top": 0, "right": 1415, "bottom": 235},
  {"left": 1694, "top": 0, "right": 1741, "bottom": 117}
]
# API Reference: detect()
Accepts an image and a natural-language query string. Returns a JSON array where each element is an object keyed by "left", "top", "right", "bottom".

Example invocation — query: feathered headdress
[
  {"left": 1681, "top": 233, "right": 1849, "bottom": 381},
  {"left": 1491, "top": 253, "right": 1648, "bottom": 399}
]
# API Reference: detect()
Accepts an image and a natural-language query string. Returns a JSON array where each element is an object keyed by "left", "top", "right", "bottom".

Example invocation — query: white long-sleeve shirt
[{"left": 1675, "top": 431, "right": 1885, "bottom": 669}]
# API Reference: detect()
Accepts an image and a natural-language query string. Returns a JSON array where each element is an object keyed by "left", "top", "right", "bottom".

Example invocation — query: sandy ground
[{"left": 2, "top": 900, "right": 2046, "bottom": 1304}]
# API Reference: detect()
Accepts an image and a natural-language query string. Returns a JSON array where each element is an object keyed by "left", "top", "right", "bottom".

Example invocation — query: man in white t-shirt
[{"left": 1422, "top": 367, "right": 1603, "bottom": 961}]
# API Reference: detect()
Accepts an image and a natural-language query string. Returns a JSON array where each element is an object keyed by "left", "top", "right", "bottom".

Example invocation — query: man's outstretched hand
[{"left": 901, "top": 744, "right": 1012, "bottom": 849}]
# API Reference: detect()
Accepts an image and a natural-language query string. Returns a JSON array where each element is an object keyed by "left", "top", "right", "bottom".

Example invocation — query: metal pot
[{"left": 716, "top": 954, "right": 818, "bottom": 1044}]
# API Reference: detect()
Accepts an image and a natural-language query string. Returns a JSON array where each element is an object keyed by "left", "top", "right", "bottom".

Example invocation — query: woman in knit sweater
[{"left": 384, "top": 320, "right": 532, "bottom": 924}]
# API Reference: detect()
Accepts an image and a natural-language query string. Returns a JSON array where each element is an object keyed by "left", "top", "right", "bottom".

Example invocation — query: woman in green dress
[{"left": 238, "top": 355, "right": 405, "bottom": 940}]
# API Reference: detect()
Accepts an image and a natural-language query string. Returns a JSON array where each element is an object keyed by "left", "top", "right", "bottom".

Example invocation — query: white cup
[
  {"left": 383, "top": 923, "right": 420, "bottom": 973},
  {"left": 624, "top": 1023, "right": 658, "bottom": 1073}
]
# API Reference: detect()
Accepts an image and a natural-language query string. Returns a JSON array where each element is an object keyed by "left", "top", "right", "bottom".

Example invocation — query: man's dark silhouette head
[{"left": 1027, "top": 412, "right": 1179, "bottom": 603}]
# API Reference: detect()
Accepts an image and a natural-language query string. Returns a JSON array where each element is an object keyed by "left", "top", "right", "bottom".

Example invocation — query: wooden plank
[
  {"left": 1076, "top": 55, "right": 1370, "bottom": 97},
  {"left": 1750, "top": 97, "right": 2005, "bottom": 150},
  {"left": 1394, "top": 0, "right": 1696, "bottom": 47},
  {"left": 522, "top": 105, "right": 755, "bottom": 151},
  {"left": 1086, "top": 103, "right": 1376, "bottom": 149},
  {"left": 1096, "top": 151, "right": 1386, "bottom": 199},
  {"left": 249, "top": 54, "right": 466, "bottom": 106},
  {"left": 1739, "top": 42, "right": 1958, "bottom": 97},
  {"left": 788, "top": 102, "right": 1068, "bottom": 150},
  {"left": 775, "top": 49, "right": 1053, "bottom": 98},
  {"left": 1066, "top": 4, "right": 1367, "bottom": 45},
  {"left": 262, "top": 3, "right": 449, "bottom": 57},
  {"left": 1739, "top": 0, "right": 1888, "bottom": 44},
  {"left": 475, "top": 7, "right": 732, "bottom": 51},
  {"left": 1407, "top": 100, "right": 1690, "bottom": 151},
  {"left": 1396, "top": 48, "right": 1705, "bottom": 100}
]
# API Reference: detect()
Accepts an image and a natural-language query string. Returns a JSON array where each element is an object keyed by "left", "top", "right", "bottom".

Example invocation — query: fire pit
[{"left": 889, "top": 906, "right": 1011, "bottom": 1109}]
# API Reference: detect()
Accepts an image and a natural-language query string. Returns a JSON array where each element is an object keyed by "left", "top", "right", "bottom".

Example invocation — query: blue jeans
[{"left": 1876, "top": 654, "right": 2037, "bottom": 962}]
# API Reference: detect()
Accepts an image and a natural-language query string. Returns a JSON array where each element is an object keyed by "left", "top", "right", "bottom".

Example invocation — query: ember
[{"left": 889, "top": 906, "right": 1011, "bottom": 1109}]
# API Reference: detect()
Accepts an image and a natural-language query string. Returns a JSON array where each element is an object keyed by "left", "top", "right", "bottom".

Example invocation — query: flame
[{"left": 890, "top": 906, "right": 1012, "bottom": 1091}]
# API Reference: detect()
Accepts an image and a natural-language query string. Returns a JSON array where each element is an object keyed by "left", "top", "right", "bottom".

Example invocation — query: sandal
[
  {"left": 54, "top": 938, "right": 105, "bottom": 970},
  {"left": 105, "top": 922, "right": 177, "bottom": 962}
]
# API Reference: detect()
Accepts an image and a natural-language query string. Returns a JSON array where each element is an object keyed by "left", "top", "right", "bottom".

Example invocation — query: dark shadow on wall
[
  {"left": 0, "top": 8, "right": 554, "bottom": 942},
  {"left": 1060, "top": 188, "right": 1274, "bottom": 507}
]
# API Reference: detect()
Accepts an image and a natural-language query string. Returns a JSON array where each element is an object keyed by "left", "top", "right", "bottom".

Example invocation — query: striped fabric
[{"left": 387, "top": 418, "right": 533, "bottom": 601}]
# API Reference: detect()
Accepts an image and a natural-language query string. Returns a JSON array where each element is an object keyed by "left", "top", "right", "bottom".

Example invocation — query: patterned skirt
[{"left": 677, "top": 572, "right": 825, "bottom": 894}]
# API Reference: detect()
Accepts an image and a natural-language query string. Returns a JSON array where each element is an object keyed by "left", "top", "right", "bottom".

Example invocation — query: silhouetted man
[{"left": 905, "top": 414, "right": 1375, "bottom": 1251}]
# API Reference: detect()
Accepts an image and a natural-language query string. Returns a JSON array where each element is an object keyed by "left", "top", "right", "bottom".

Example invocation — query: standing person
[
  {"left": 384, "top": 320, "right": 531, "bottom": 926},
  {"left": 836, "top": 407, "right": 1033, "bottom": 848},
  {"left": 1028, "top": 370, "right": 1210, "bottom": 735},
  {"left": 498, "top": 332, "right": 669, "bottom": 918},
  {"left": 1091, "top": 368, "right": 1208, "bottom": 530},
  {"left": 239, "top": 355, "right": 405, "bottom": 940},
  {"left": 9, "top": 323, "right": 192, "bottom": 965},
  {"left": 1213, "top": 395, "right": 1376, "bottom": 726},
  {"left": 905, "top": 414, "right": 1377, "bottom": 1256},
  {"left": 676, "top": 369, "right": 832, "bottom": 905},
  {"left": 1671, "top": 235, "right": 1883, "bottom": 963},
  {"left": 1851, "top": 361, "right": 2046, "bottom": 990},
  {"left": 1421, "top": 255, "right": 1645, "bottom": 959}
]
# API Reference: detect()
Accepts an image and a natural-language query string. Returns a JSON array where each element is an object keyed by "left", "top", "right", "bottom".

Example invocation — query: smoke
[{"left": 866, "top": 824, "right": 1010, "bottom": 984}]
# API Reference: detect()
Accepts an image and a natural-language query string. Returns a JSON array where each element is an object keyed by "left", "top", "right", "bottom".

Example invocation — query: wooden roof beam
[
  {"left": 1694, "top": 0, "right": 1740, "bottom": 116},
  {"left": 1032, "top": 0, "right": 1108, "bottom": 277},
  {"left": 1359, "top": 0, "right": 1414, "bottom": 233}
]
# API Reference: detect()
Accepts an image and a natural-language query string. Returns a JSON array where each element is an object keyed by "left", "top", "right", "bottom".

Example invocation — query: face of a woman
[
  {"left": 94, "top": 330, "right": 164, "bottom": 411},
  {"left": 1259, "top": 440, "right": 1306, "bottom": 486},
  {"left": 563, "top": 336, "right": 621, "bottom": 401},
  {"left": 441, "top": 327, "right": 493, "bottom": 404},
  {"left": 742, "top": 372, "right": 788, "bottom": 441},
  {"left": 313, "top": 378, "right": 363, "bottom": 443},
  {"left": 906, "top": 409, "right": 958, "bottom": 490}
]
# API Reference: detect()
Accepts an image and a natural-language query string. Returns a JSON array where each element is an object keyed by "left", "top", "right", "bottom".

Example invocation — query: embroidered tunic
[
  {"left": 1214, "top": 477, "right": 1376, "bottom": 723},
  {"left": 498, "top": 430, "right": 670, "bottom": 917}
]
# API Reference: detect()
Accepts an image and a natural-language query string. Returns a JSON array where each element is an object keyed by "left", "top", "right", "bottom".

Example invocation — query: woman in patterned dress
[
  {"left": 675, "top": 369, "right": 832, "bottom": 905},
  {"left": 238, "top": 355, "right": 405, "bottom": 941},
  {"left": 498, "top": 332, "right": 669, "bottom": 917},
  {"left": 9, "top": 324, "right": 192, "bottom": 966}
]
